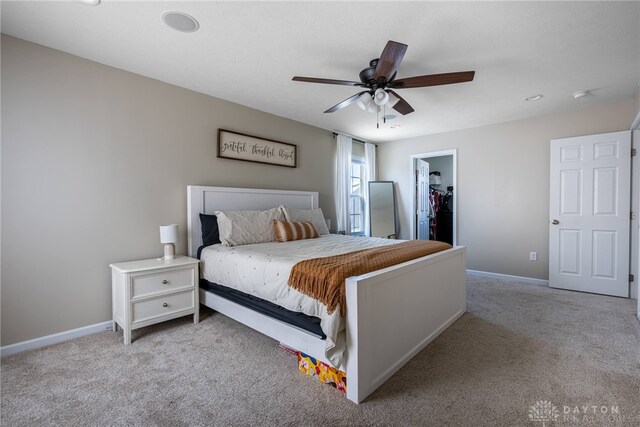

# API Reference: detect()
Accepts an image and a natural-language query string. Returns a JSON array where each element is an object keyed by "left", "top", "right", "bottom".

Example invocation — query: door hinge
[
  {"left": 632, "top": 148, "right": 637, "bottom": 157},
  {"left": 629, "top": 274, "right": 634, "bottom": 283},
  {"left": 631, "top": 211, "right": 635, "bottom": 220}
]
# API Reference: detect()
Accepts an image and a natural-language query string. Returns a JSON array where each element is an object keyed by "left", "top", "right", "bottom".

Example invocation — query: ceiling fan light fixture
[
  {"left": 373, "top": 88, "right": 390, "bottom": 106},
  {"left": 355, "top": 93, "right": 372, "bottom": 111}
]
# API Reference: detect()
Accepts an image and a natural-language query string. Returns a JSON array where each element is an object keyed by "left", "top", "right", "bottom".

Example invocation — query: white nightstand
[{"left": 110, "top": 256, "right": 200, "bottom": 344}]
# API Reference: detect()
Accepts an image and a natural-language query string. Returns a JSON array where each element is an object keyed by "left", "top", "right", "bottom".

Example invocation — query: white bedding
[{"left": 200, "top": 234, "right": 400, "bottom": 366}]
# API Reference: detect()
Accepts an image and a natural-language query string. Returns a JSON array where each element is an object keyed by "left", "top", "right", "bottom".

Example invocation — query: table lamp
[{"left": 159, "top": 224, "right": 178, "bottom": 260}]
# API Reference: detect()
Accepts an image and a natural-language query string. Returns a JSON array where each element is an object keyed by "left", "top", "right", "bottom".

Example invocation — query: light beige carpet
[{"left": 2, "top": 276, "right": 639, "bottom": 426}]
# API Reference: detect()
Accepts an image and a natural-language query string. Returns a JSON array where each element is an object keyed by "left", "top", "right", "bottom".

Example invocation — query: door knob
[{"left": 552, "top": 219, "right": 559, "bottom": 225}]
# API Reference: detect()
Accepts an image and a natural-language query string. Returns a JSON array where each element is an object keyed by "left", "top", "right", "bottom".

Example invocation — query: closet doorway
[{"left": 410, "top": 150, "right": 457, "bottom": 245}]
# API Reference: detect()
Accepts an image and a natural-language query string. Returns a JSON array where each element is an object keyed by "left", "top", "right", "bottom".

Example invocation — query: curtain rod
[{"left": 332, "top": 132, "right": 374, "bottom": 146}]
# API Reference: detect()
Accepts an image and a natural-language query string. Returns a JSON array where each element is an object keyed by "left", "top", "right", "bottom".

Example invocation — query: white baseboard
[
  {"left": 1, "top": 321, "right": 113, "bottom": 358},
  {"left": 466, "top": 269, "right": 549, "bottom": 286},
  {"left": 467, "top": 270, "right": 639, "bottom": 300}
]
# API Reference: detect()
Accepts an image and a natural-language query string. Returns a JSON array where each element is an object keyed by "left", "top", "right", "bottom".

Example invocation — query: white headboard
[{"left": 187, "top": 186, "right": 319, "bottom": 257}]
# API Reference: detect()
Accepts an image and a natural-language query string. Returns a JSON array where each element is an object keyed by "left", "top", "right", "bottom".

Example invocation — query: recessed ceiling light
[
  {"left": 77, "top": 0, "right": 100, "bottom": 5},
  {"left": 524, "top": 94, "right": 543, "bottom": 101},
  {"left": 162, "top": 11, "right": 200, "bottom": 33},
  {"left": 573, "top": 90, "right": 590, "bottom": 99},
  {"left": 383, "top": 115, "right": 397, "bottom": 121},
  {"left": 390, "top": 125, "right": 402, "bottom": 129}
]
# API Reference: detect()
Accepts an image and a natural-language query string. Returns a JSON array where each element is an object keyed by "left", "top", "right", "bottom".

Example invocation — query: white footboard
[{"left": 344, "top": 246, "right": 467, "bottom": 403}]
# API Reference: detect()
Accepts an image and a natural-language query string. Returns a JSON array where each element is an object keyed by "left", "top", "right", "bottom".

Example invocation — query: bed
[{"left": 187, "top": 185, "right": 467, "bottom": 403}]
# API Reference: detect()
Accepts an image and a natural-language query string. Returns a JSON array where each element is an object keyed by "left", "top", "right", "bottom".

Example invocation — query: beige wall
[
  {"left": 378, "top": 99, "right": 635, "bottom": 280},
  {"left": 0, "top": 36, "right": 336, "bottom": 345},
  {"left": 634, "top": 85, "right": 640, "bottom": 122}
]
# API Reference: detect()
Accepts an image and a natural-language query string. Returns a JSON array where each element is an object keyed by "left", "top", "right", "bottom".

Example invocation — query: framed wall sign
[{"left": 217, "top": 129, "right": 297, "bottom": 168}]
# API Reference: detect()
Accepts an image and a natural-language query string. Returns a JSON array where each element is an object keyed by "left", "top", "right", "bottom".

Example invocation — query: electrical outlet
[{"left": 529, "top": 251, "right": 537, "bottom": 261}]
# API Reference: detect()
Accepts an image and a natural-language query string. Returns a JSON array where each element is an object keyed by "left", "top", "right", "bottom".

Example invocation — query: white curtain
[
  {"left": 335, "top": 134, "right": 352, "bottom": 234},
  {"left": 363, "top": 142, "right": 377, "bottom": 236}
]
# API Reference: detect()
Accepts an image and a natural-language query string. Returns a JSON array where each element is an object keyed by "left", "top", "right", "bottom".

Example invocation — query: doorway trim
[
  {"left": 631, "top": 110, "right": 640, "bottom": 319},
  {"left": 409, "top": 149, "right": 458, "bottom": 244}
]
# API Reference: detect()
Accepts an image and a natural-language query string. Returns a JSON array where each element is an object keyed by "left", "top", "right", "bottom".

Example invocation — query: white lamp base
[{"left": 163, "top": 243, "right": 176, "bottom": 260}]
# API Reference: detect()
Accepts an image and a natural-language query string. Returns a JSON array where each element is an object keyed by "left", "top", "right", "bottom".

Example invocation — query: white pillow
[
  {"left": 215, "top": 207, "right": 284, "bottom": 246},
  {"left": 281, "top": 206, "right": 330, "bottom": 235}
]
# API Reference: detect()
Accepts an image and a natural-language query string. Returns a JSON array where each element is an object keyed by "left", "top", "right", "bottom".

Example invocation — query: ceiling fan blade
[
  {"left": 391, "top": 71, "right": 475, "bottom": 89},
  {"left": 292, "top": 76, "right": 366, "bottom": 87},
  {"left": 324, "top": 91, "right": 367, "bottom": 113},
  {"left": 374, "top": 40, "right": 408, "bottom": 82},
  {"left": 387, "top": 90, "right": 414, "bottom": 115}
]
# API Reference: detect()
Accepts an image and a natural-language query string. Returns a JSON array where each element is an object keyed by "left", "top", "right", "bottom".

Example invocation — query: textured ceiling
[{"left": 2, "top": 1, "right": 639, "bottom": 142}]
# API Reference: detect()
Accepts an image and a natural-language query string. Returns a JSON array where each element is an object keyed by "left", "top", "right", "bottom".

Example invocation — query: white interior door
[
  {"left": 549, "top": 131, "right": 631, "bottom": 297},
  {"left": 416, "top": 159, "right": 430, "bottom": 240},
  {"left": 635, "top": 129, "right": 640, "bottom": 320}
]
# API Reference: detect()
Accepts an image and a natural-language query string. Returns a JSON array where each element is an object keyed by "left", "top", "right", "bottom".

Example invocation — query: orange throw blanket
[{"left": 288, "top": 240, "right": 452, "bottom": 316}]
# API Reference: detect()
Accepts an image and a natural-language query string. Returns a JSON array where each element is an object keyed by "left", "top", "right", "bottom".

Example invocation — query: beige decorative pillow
[
  {"left": 273, "top": 220, "right": 319, "bottom": 242},
  {"left": 215, "top": 207, "right": 284, "bottom": 246},
  {"left": 281, "top": 206, "right": 330, "bottom": 235}
]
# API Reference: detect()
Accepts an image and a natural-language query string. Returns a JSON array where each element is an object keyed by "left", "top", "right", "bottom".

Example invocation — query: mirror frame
[{"left": 368, "top": 180, "right": 397, "bottom": 239}]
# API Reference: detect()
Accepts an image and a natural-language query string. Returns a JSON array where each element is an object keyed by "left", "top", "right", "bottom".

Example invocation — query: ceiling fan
[{"left": 292, "top": 40, "right": 475, "bottom": 121}]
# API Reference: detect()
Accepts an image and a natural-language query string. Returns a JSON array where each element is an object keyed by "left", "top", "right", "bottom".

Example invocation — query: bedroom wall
[
  {"left": 633, "top": 85, "right": 640, "bottom": 120},
  {"left": 378, "top": 99, "right": 636, "bottom": 281},
  {"left": 0, "top": 35, "right": 336, "bottom": 346}
]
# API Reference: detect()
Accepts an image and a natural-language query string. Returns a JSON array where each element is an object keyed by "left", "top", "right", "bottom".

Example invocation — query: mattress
[
  {"left": 200, "top": 234, "right": 400, "bottom": 367},
  {"left": 199, "top": 279, "right": 326, "bottom": 339}
]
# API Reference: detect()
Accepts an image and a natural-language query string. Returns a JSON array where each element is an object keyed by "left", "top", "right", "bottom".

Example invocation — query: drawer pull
[
  {"left": 162, "top": 280, "right": 168, "bottom": 284},
  {"left": 162, "top": 303, "right": 168, "bottom": 308}
]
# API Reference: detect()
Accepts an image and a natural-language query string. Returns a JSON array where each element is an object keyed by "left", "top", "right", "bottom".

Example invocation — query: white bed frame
[{"left": 187, "top": 185, "right": 467, "bottom": 403}]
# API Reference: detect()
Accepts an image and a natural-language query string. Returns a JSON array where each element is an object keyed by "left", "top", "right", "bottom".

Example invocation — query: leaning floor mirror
[{"left": 369, "top": 181, "right": 397, "bottom": 239}]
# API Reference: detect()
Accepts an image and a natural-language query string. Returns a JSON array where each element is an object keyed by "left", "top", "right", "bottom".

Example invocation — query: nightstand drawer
[
  {"left": 132, "top": 268, "right": 194, "bottom": 298},
  {"left": 132, "top": 290, "right": 195, "bottom": 324}
]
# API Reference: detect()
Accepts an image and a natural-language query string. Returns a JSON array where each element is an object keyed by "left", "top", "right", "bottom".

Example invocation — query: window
[{"left": 350, "top": 157, "right": 365, "bottom": 235}]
